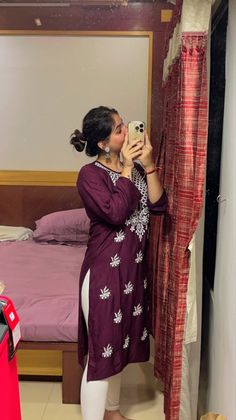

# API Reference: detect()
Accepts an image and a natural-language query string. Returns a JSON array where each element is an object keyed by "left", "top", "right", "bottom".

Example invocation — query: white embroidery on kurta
[
  {"left": 99, "top": 286, "right": 111, "bottom": 300},
  {"left": 133, "top": 304, "right": 143, "bottom": 316},
  {"left": 114, "top": 309, "right": 122, "bottom": 324},
  {"left": 123, "top": 335, "right": 130, "bottom": 349},
  {"left": 94, "top": 162, "right": 150, "bottom": 242},
  {"left": 123, "top": 281, "right": 134, "bottom": 295},
  {"left": 141, "top": 328, "right": 148, "bottom": 341},
  {"left": 144, "top": 278, "right": 147, "bottom": 289},
  {"left": 135, "top": 250, "right": 143, "bottom": 263},
  {"left": 102, "top": 344, "right": 113, "bottom": 358},
  {"left": 94, "top": 162, "right": 120, "bottom": 184},
  {"left": 114, "top": 230, "right": 126, "bottom": 243},
  {"left": 125, "top": 168, "right": 150, "bottom": 241},
  {"left": 125, "top": 207, "right": 149, "bottom": 242},
  {"left": 110, "top": 254, "right": 121, "bottom": 267}
]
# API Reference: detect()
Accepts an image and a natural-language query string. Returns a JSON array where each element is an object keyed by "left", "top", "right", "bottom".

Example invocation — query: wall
[{"left": 207, "top": 0, "right": 236, "bottom": 418}]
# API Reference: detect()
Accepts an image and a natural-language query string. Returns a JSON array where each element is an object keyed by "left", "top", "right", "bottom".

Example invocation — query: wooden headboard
[{"left": 0, "top": 171, "right": 84, "bottom": 229}]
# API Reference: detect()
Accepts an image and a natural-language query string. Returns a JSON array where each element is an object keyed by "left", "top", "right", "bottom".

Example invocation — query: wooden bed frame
[{"left": 0, "top": 172, "right": 85, "bottom": 404}]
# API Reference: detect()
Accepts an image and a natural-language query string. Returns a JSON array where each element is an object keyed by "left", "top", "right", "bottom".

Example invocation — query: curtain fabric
[{"left": 148, "top": 10, "right": 209, "bottom": 420}]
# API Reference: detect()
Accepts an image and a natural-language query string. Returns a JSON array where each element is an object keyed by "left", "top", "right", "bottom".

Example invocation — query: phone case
[{"left": 128, "top": 121, "right": 145, "bottom": 145}]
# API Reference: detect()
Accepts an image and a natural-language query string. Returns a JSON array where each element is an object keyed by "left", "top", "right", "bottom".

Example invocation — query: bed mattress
[{"left": 0, "top": 239, "right": 86, "bottom": 342}]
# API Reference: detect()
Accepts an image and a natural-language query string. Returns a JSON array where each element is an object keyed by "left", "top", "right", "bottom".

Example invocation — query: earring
[{"left": 104, "top": 146, "right": 111, "bottom": 162}]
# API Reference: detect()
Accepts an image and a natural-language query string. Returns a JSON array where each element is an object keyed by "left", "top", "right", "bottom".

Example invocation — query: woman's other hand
[{"left": 138, "top": 131, "right": 155, "bottom": 170}]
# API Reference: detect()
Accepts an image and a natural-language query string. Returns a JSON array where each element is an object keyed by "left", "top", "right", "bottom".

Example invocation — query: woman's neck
[{"left": 97, "top": 153, "right": 123, "bottom": 172}]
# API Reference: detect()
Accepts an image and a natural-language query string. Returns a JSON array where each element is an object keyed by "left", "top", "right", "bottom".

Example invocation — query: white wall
[
  {"left": 0, "top": 35, "right": 149, "bottom": 171},
  {"left": 207, "top": 1, "right": 236, "bottom": 418}
]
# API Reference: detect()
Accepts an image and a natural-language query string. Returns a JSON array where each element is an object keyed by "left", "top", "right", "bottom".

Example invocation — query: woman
[{"left": 70, "top": 106, "right": 167, "bottom": 420}]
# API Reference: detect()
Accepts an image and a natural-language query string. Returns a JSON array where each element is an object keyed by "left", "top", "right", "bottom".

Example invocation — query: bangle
[{"left": 145, "top": 166, "right": 162, "bottom": 175}]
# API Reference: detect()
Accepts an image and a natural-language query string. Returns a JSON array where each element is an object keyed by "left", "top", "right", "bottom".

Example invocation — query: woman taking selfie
[{"left": 70, "top": 106, "right": 168, "bottom": 420}]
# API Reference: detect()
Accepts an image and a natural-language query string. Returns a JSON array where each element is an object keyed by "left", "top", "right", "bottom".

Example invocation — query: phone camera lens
[
  {"left": 135, "top": 126, "right": 139, "bottom": 131},
  {"left": 139, "top": 123, "right": 144, "bottom": 128},
  {"left": 140, "top": 128, "right": 144, "bottom": 133}
]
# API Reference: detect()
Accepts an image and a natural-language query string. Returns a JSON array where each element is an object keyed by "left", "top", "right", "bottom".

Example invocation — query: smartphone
[{"left": 128, "top": 121, "right": 145, "bottom": 146}]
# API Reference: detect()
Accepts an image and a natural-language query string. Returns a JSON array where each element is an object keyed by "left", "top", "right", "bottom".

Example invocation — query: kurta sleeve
[
  {"left": 77, "top": 166, "right": 141, "bottom": 225},
  {"left": 147, "top": 189, "right": 168, "bottom": 215}
]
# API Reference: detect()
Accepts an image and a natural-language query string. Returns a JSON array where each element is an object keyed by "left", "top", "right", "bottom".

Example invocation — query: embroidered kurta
[{"left": 77, "top": 161, "right": 167, "bottom": 381}]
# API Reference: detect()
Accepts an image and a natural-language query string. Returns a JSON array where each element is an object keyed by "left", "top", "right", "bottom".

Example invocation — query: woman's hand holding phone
[
  {"left": 120, "top": 133, "right": 143, "bottom": 181},
  {"left": 121, "top": 132, "right": 143, "bottom": 168},
  {"left": 120, "top": 129, "right": 154, "bottom": 181}
]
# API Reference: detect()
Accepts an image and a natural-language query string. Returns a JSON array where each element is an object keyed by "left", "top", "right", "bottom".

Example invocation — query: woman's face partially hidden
[{"left": 107, "top": 113, "right": 127, "bottom": 153}]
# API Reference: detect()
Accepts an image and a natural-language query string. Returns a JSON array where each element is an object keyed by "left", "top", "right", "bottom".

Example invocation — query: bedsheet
[{"left": 0, "top": 239, "right": 86, "bottom": 342}]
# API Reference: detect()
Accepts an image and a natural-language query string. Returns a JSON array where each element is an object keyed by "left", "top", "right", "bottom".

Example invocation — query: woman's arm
[
  {"left": 77, "top": 165, "right": 141, "bottom": 225},
  {"left": 138, "top": 131, "right": 163, "bottom": 203},
  {"left": 144, "top": 163, "right": 164, "bottom": 204}
]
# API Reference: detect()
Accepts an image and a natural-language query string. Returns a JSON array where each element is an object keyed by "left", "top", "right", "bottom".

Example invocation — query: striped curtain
[{"left": 148, "top": 2, "right": 210, "bottom": 419}]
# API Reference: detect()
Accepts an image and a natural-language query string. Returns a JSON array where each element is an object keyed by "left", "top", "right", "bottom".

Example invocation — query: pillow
[
  {"left": 33, "top": 208, "right": 90, "bottom": 244},
  {"left": 0, "top": 225, "right": 33, "bottom": 241}
]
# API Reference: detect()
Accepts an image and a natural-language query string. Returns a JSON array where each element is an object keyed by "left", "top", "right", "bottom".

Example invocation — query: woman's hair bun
[
  {"left": 70, "top": 129, "right": 87, "bottom": 152},
  {"left": 69, "top": 106, "right": 118, "bottom": 156}
]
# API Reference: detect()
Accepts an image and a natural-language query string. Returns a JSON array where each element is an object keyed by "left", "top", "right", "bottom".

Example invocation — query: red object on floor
[{"left": 0, "top": 322, "right": 21, "bottom": 420}]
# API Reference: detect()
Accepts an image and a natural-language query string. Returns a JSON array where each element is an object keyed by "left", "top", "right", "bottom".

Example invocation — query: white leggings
[{"left": 81, "top": 269, "right": 122, "bottom": 420}]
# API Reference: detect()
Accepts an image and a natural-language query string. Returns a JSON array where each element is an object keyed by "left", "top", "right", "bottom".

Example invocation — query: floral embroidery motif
[
  {"left": 110, "top": 254, "right": 121, "bottom": 267},
  {"left": 125, "top": 167, "right": 150, "bottom": 241},
  {"left": 133, "top": 304, "right": 143, "bottom": 317},
  {"left": 114, "top": 230, "right": 126, "bottom": 243},
  {"left": 135, "top": 251, "right": 143, "bottom": 263},
  {"left": 124, "top": 282, "right": 134, "bottom": 295},
  {"left": 125, "top": 207, "right": 149, "bottom": 242},
  {"left": 123, "top": 335, "right": 130, "bottom": 349},
  {"left": 114, "top": 309, "right": 123, "bottom": 324},
  {"left": 102, "top": 344, "right": 113, "bottom": 358},
  {"left": 99, "top": 286, "right": 111, "bottom": 300},
  {"left": 144, "top": 278, "right": 147, "bottom": 289},
  {"left": 141, "top": 328, "right": 148, "bottom": 341}
]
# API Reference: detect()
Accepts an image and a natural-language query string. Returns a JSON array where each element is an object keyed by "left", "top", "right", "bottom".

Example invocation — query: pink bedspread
[{"left": 0, "top": 239, "right": 86, "bottom": 342}]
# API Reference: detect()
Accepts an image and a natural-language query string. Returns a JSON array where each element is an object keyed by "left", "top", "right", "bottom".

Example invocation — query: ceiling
[
  {"left": 0, "top": 0, "right": 175, "bottom": 30},
  {"left": 0, "top": 0, "right": 176, "bottom": 5}
]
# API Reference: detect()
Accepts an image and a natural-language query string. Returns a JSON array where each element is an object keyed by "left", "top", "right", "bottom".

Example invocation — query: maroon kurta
[{"left": 77, "top": 161, "right": 167, "bottom": 381}]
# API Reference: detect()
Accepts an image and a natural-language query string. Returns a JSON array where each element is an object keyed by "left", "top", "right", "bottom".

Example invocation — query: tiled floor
[{"left": 19, "top": 363, "right": 165, "bottom": 420}]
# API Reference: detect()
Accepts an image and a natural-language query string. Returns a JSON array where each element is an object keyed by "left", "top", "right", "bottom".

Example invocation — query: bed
[{"left": 0, "top": 181, "right": 87, "bottom": 404}]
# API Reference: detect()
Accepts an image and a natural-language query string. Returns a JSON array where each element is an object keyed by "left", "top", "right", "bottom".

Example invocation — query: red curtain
[{"left": 148, "top": 33, "right": 208, "bottom": 420}]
